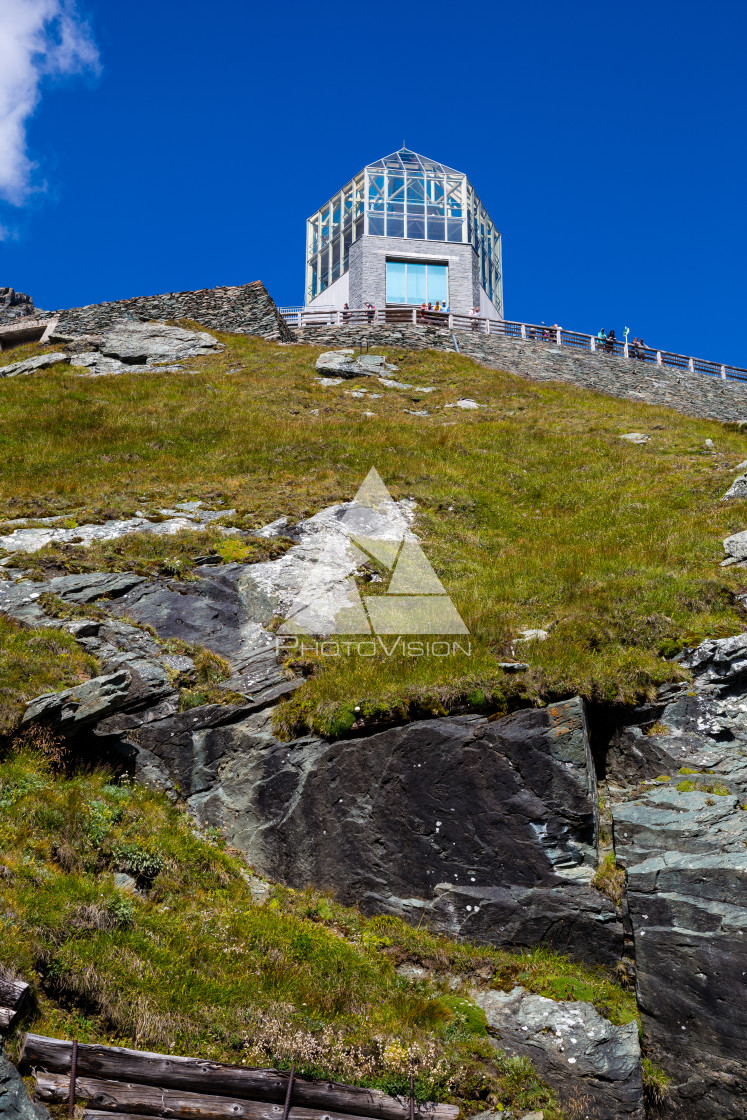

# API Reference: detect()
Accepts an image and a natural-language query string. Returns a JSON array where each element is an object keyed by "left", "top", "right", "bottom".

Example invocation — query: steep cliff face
[{"left": 607, "top": 640, "right": 747, "bottom": 1119}]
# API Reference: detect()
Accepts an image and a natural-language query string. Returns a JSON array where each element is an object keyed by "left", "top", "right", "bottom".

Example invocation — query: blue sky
[{"left": 1, "top": 0, "right": 746, "bottom": 364}]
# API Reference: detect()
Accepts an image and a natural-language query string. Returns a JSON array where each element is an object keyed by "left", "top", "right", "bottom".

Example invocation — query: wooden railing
[{"left": 277, "top": 307, "right": 747, "bottom": 384}]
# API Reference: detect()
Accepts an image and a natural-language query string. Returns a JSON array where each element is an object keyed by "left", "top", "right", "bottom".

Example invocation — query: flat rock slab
[
  {"left": 59, "top": 320, "right": 223, "bottom": 376},
  {"left": 474, "top": 987, "right": 644, "bottom": 1118},
  {"left": 0, "top": 514, "right": 228, "bottom": 555},
  {"left": 0, "top": 352, "right": 68, "bottom": 378}
]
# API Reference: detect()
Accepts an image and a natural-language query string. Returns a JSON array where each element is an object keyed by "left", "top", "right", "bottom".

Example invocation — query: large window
[{"left": 386, "top": 261, "right": 448, "bottom": 305}]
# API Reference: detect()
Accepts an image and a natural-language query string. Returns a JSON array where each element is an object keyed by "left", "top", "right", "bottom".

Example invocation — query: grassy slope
[
  {"left": 2, "top": 331, "right": 747, "bottom": 740},
  {"left": 0, "top": 750, "right": 639, "bottom": 1118}
]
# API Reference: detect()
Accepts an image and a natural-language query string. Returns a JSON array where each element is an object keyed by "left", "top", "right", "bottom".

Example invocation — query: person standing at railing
[
  {"left": 342, "top": 303, "right": 351, "bottom": 324},
  {"left": 419, "top": 302, "right": 427, "bottom": 324},
  {"left": 597, "top": 327, "right": 606, "bottom": 349},
  {"left": 631, "top": 336, "right": 640, "bottom": 360},
  {"left": 606, "top": 329, "right": 615, "bottom": 353},
  {"left": 470, "top": 306, "right": 479, "bottom": 330},
  {"left": 366, "top": 301, "right": 375, "bottom": 324},
  {"left": 442, "top": 300, "right": 449, "bottom": 313},
  {"left": 638, "top": 338, "right": 647, "bottom": 361}
]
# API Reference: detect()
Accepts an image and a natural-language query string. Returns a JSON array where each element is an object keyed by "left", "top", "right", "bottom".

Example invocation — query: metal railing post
[
  {"left": 590, "top": 336, "right": 596, "bottom": 351},
  {"left": 722, "top": 365, "right": 727, "bottom": 380},
  {"left": 656, "top": 351, "right": 662, "bottom": 366},
  {"left": 556, "top": 326, "right": 561, "bottom": 344},
  {"left": 688, "top": 357, "right": 694, "bottom": 373},
  {"left": 521, "top": 324, "right": 526, "bottom": 340}
]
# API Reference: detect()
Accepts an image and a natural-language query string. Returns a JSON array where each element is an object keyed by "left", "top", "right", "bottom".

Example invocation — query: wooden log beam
[
  {"left": 36, "top": 1074, "right": 425, "bottom": 1120},
  {"left": 21, "top": 1037, "right": 458, "bottom": 1120},
  {"left": 0, "top": 978, "right": 30, "bottom": 1031}
]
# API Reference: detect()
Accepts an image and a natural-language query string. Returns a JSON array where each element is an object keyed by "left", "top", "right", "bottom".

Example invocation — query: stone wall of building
[
  {"left": 294, "top": 321, "right": 747, "bottom": 425},
  {"left": 54, "top": 281, "right": 294, "bottom": 342},
  {"left": 348, "top": 236, "right": 481, "bottom": 316}
]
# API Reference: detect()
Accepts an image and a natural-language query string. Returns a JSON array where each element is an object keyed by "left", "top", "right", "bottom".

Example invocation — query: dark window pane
[
  {"left": 447, "top": 219, "right": 463, "bottom": 242},
  {"left": 427, "top": 218, "right": 445, "bottom": 241},
  {"left": 354, "top": 218, "right": 364, "bottom": 240},
  {"left": 387, "top": 217, "right": 404, "bottom": 238},
  {"left": 407, "top": 217, "right": 425, "bottom": 240},
  {"left": 368, "top": 215, "right": 385, "bottom": 236}
]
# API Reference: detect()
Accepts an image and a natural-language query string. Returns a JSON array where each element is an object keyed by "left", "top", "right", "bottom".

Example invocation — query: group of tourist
[
  {"left": 597, "top": 327, "right": 648, "bottom": 359},
  {"left": 418, "top": 301, "right": 448, "bottom": 323}
]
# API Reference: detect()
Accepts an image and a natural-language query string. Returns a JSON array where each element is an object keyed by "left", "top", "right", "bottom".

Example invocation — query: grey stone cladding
[
  {"left": 55, "top": 282, "right": 293, "bottom": 342},
  {"left": 348, "top": 235, "right": 481, "bottom": 315},
  {"left": 294, "top": 322, "right": 747, "bottom": 425}
]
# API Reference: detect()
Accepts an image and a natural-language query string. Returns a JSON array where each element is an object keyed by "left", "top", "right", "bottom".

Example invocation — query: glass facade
[
  {"left": 306, "top": 148, "right": 502, "bottom": 314},
  {"left": 386, "top": 261, "right": 448, "bottom": 305}
]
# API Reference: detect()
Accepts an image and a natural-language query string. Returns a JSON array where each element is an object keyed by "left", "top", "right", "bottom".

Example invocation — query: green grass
[
  {"left": 0, "top": 617, "right": 98, "bottom": 735},
  {"left": 0, "top": 751, "right": 641, "bottom": 1117},
  {"left": 2, "top": 329, "right": 747, "bottom": 737}
]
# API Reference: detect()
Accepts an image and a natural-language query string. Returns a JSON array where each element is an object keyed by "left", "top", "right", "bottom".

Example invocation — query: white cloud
[{"left": 0, "top": 0, "right": 99, "bottom": 204}]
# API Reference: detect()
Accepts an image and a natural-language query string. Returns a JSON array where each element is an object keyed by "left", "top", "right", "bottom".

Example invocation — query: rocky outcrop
[
  {"left": 48, "top": 320, "right": 224, "bottom": 376},
  {"left": 0, "top": 289, "right": 36, "bottom": 325},
  {"left": 607, "top": 637, "right": 747, "bottom": 1118},
  {"left": 54, "top": 281, "right": 292, "bottom": 342},
  {"left": 0, "top": 1052, "right": 50, "bottom": 1120},
  {"left": 0, "top": 502, "right": 237, "bottom": 554},
  {"left": 315, "top": 350, "right": 400, "bottom": 377},
  {"left": 157, "top": 701, "right": 618, "bottom": 964},
  {"left": 475, "top": 986, "right": 644, "bottom": 1118}
]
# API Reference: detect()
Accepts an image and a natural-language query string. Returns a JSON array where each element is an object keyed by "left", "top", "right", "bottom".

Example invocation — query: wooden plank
[
  {"left": 36, "top": 1075, "right": 418, "bottom": 1120},
  {"left": 21, "top": 1037, "right": 458, "bottom": 1120}
]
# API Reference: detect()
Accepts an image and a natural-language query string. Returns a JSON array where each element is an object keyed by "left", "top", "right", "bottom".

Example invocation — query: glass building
[{"left": 305, "top": 148, "right": 503, "bottom": 317}]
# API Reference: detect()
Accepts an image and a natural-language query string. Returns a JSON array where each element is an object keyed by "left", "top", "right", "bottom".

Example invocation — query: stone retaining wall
[
  {"left": 295, "top": 322, "right": 747, "bottom": 425},
  {"left": 55, "top": 282, "right": 293, "bottom": 342}
]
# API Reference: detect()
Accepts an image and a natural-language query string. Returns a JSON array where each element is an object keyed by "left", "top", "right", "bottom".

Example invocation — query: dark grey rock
[
  {"left": 607, "top": 632, "right": 747, "bottom": 1118},
  {"left": 141, "top": 698, "right": 621, "bottom": 966},
  {"left": 0, "top": 1053, "right": 50, "bottom": 1120},
  {"left": 22, "top": 655, "right": 175, "bottom": 732},
  {"left": 475, "top": 986, "right": 644, "bottom": 1118}
]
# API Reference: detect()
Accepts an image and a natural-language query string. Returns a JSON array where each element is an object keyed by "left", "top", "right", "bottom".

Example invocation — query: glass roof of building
[{"left": 365, "top": 146, "right": 463, "bottom": 176}]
